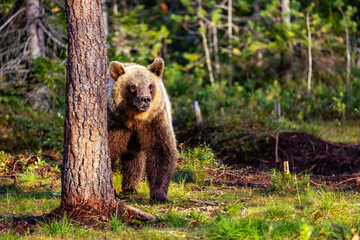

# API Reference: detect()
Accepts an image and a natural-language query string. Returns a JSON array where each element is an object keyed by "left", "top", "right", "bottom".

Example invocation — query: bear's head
[{"left": 108, "top": 58, "right": 164, "bottom": 118}]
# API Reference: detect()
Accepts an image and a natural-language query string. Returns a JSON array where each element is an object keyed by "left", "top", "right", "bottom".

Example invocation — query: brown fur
[{"left": 107, "top": 58, "right": 177, "bottom": 202}]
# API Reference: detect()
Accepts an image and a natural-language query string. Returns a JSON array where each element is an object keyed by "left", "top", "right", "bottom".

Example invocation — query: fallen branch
[
  {"left": 189, "top": 198, "right": 218, "bottom": 206},
  {"left": 124, "top": 203, "right": 156, "bottom": 221},
  {"left": 335, "top": 177, "right": 360, "bottom": 186}
]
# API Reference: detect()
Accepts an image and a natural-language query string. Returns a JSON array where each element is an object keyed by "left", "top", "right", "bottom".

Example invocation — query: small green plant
[
  {"left": 226, "top": 203, "right": 244, "bottom": 215},
  {"left": 332, "top": 92, "right": 346, "bottom": 119},
  {"left": 0, "top": 151, "right": 11, "bottom": 172},
  {"left": 40, "top": 215, "right": 77, "bottom": 236},
  {"left": 207, "top": 215, "right": 262, "bottom": 239},
  {"left": 173, "top": 169, "right": 196, "bottom": 184},
  {"left": 110, "top": 216, "right": 126, "bottom": 232},
  {"left": 187, "top": 211, "right": 207, "bottom": 226},
  {"left": 176, "top": 144, "right": 217, "bottom": 186},
  {"left": 270, "top": 169, "right": 310, "bottom": 194},
  {"left": 299, "top": 219, "right": 314, "bottom": 240},
  {"left": 265, "top": 203, "right": 295, "bottom": 219},
  {"left": 157, "top": 211, "right": 187, "bottom": 228},
  {"left": 0, "top": 231, "right": 19, "bottom": 240}
]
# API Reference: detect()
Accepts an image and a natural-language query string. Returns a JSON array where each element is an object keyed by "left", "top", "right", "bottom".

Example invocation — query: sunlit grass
[
  {"left": 287, "top": 119, "right": 360, "bottom": 144},
  {"left": 2, "top": 121, "right": 360, "bottom": 239}
]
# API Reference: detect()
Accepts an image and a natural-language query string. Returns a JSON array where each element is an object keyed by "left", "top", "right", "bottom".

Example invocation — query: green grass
[
  {"left": 40, "top": 214, "right": 82, "bottom": 236},
  {"left": 2, "top": 121, "right": 360, "bottom": 239},
  {"left": 2, "top": 175, "right": 360, "bottom": 239}
]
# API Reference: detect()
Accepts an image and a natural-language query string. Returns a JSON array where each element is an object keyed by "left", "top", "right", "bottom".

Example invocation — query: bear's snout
[
  {"left": 136, "top": 96, "right": 151, "bottom": 111},
  {"left": 140, "top": 96, "right": 151, "bottom": 105}
]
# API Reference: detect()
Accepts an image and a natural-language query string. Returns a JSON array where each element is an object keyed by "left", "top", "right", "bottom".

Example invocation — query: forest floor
[{"left": 1, "top": 123, "right": 360, "bottom": 239}]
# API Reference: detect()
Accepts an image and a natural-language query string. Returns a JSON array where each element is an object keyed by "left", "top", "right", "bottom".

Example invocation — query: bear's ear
[
  {"left": 147, "top": 58, "right": 164, "bottom": 77},
  {"left": 109, "top": 61, "right": 126, "bottom": 80}
]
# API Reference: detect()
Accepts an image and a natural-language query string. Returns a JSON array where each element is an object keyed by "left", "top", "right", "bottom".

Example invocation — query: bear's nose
[{"left": 140, "top": 96, "right": 151, "bottom": 105}]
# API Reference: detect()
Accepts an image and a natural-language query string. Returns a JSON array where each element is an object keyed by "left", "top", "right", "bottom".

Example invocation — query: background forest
[
  {"left": 1, "top": 0, "right": 360, "bottom": 156},
  {"left": 2, "top": 1, "right": 360, "bottom": 239}
]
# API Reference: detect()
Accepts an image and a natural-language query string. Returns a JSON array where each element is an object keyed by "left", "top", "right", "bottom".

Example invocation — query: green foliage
[
  {"left": 173, "top": 169, "right": 196, "bottom": 184},
  {"left": 176, "top": 144, "right": 217, "bottom": 185},
  {"left": 109, "top": 6, "right": 170, "bottom": 63},
  {"left": 40, "top": 215, "right": 78, "bottom": 236},
  {"left": 0, "top": 151, "right": 11, "bottom": 172},
  {"left": 270, "top": 169, "right": 311, "bottom": 194},
  {"left": 0, "top": 231, "right": 19, "bottom": 240},
  {"left": 207, "top": 215, "right": 266, "bottom": 239},
  {"left": 156, "top": 211, "right": 188, "bottom": 228},
  {"left": 187, "top": 211, "right": 208, "bottom": 225},
  {"left": 0, "top": 90, "right": 64, "bottom": 153},
  {"left": 110, "top": 216, "right": 127, "bottom": 232},
  {"left": 30, "top": 57, "right": 66, "bottom": 109},
  {"left": 299, "top": 219, "right": 314, "bottom": 240}
]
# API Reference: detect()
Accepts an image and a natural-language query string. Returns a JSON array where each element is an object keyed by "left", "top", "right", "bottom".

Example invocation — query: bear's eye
[
  {"left": 149, "top": 84, "right": 153, "bottom": 93},
  {"left": 129, "top": 85, "right": 136, "bottom": 92}
]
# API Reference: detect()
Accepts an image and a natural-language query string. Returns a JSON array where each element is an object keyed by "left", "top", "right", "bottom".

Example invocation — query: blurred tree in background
[{"left": 0, "top": 0, "right": 359, "bottom": 154}]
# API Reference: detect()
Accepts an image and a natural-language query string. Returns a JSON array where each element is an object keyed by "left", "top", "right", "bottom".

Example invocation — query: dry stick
[
  {"left": 345, "top": 16, "right": 351, "bottom": 90},
  {"left": 275, "top": 128, "right": 280, "bottom": 163},
  {"left": 212, "top": 23, "right": 220, "bottom": 78},
  {"left": 306, "top": 10, "right": 312, "bottom": 95},
  {"left": 228, "top": 0, "right": 233, "bottom": 87},
  {"left": 227, "top": 0, "right": 233, "bottom": 86},
  {"left": 169, "top": 231, "right": 189, "bottom": 238},
  {"left": 197, "top": 0, "right": 215, "bottom": 87},
  {"left": 189, "top": 198, "right": 218, "bottom": 206},
  {"left": 338, "top": 6, "right": 352, "bottom": 92},
  {"left": 0, "top": 7, "right": 26, "bottom": 32},
  {"left": 283, "top": 161, "right": 290, "bottom": 174},
  {"left": 192, "top": 100, "right": 203, "bottom": 125},
  {"left": 335, "top": 177, "right": 360, "bottom": 186}
]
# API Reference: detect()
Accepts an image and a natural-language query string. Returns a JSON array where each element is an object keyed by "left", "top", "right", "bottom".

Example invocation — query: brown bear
[{"left": 107, "top": 58, "right": 177, "bottom": 203}]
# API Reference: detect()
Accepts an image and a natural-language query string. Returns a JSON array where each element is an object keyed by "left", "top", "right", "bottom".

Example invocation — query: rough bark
[
  {"left": 26, "top": 0, "right": 45, "bottom": 58},
  {"left": 62, "top": 0, "right": 115, "bottom": 212}
]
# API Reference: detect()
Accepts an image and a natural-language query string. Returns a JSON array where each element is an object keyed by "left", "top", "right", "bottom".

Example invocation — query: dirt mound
[{"left": 228, "top": 132, "right": 360, "bottom": 176}]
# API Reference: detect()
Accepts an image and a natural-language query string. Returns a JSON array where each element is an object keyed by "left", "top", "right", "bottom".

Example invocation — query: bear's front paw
[{"left": 150, "top": 192, "right": 169, "bottom": 203}]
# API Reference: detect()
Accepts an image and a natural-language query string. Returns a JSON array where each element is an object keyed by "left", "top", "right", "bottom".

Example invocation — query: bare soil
[{"left": 229, "top": 132, "right": 360, "bottom": 176}]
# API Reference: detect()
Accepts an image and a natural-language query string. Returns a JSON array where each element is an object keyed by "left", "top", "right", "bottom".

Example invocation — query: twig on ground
[
  {"left": 335, "top": 177, "right": 360, "bottom": 186},
  {"left": 169, "top": 231, "right": 191, "bottom": 238},
  {"left": 189, "top": 198, "right": 218, "bottom": 206}
]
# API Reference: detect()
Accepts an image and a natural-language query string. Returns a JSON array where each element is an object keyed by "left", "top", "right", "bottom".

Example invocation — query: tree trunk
[
  {"left": 212, "top": 23, "right": 220, "bottom": 79},
  {"left": 281, "top": 0, "right": 290, "bottom": 24},
  {"left": 227, "top": 0, "right": 233, "bottom": 87},
  {"left": 101, "top": 0, "right": 109, "bottom": 37},
  {"left": 26, "top": 0, "right": 45, "bottom": 58},
  {"left": 113, "top": 0, "right": 118, "bottom": 15},
  {"left": 345, "top": 23, "right": 351, "bottom": 90},
  {"left": 306, "top": 10, "right": 312, "bottom": 95},
  {"left": 62, "top": 0, "right": 115, "bottom": 213},
  {"left": 197, "top": 0, "right": 215, "bottom": 87}
]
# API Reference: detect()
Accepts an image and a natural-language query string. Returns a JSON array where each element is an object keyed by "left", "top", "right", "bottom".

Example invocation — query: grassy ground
[{"left": 1, "top": 122, "right": 360, "bottom": 239}]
